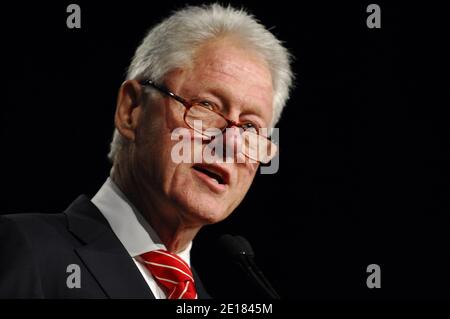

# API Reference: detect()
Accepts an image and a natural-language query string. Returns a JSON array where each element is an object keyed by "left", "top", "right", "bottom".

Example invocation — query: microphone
[{"left": 218, "top": 234, "right": 281, "bottom": 299}]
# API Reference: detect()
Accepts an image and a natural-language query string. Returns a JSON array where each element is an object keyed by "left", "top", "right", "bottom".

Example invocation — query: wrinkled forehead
[
  {"left": 173, "top": 38, "right": 274, "bottom": 124},
  {"left": 191, "top": 38, "right": 273, "bottom": 89}
]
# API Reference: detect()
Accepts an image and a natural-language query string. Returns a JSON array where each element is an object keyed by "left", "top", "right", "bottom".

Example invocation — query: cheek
[
  {"left": 162, "top": 99, "right": 186, "bottom": 131},
  {"left": 134, "top": 118, "right": 177, "bottom": 183},
  {"left": 244, "top": 162, "right": 259, "bottom": 180},
  {"left": 236, "top": 164, "right": 258, "bottom": 194},
  {"left": 137, "top": 104, "right": 181, "bottom": 157}
]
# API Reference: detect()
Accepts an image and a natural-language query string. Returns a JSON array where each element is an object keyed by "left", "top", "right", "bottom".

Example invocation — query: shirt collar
[{"left": 91, "top": 177, "right": 192, "bottom": 266}]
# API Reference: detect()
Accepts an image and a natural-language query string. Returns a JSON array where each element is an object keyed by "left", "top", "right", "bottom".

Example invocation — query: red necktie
[{"left": 140, "top": 249, "right": 198, "bottom": 299}]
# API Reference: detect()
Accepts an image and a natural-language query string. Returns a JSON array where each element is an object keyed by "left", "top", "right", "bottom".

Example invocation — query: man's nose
[{"left": 222, "top": 126, "right": 243, "bottom": 161}]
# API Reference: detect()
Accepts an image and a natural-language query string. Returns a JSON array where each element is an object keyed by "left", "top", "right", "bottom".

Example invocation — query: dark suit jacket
[{"left": 0, "top": 195, "right": 210, "bottom": 299}]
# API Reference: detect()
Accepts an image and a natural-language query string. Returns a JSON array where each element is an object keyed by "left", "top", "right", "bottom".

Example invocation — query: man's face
[{"left": 132, "top": 38, "right": 273, "bottom": 227}]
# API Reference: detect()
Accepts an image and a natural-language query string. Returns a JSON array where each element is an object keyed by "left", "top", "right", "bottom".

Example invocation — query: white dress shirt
[{"left": 91, "top": 177, "right": 192, "bottom": 299}]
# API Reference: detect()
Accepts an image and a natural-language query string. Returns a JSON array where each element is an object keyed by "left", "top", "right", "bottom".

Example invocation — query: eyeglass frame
[
  {"left": 139, "top": 79, "right": 277, "bottom": 163},
  {"left": 141, "top": 79, "right": 275, "bottom": 134}
]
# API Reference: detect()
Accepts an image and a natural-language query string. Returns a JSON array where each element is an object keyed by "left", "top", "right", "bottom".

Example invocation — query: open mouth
[{"left": 192, "top": 165, "right": 226, "bottom": 185}]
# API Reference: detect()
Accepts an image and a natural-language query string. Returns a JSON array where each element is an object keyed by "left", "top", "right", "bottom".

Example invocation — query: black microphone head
[
  {"left": 218, "top": 234, "right": 254, "bottom": 259},
  {"left": 234, "top": 235, "right": 255, "bottom": 257},
  {"left": 218, "top": 234, "right": 240, "bottom": 258}
]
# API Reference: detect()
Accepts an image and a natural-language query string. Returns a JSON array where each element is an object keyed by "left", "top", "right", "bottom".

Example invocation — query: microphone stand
[{"left": 221, "top": 234, "right": 281, "bottom": 299}]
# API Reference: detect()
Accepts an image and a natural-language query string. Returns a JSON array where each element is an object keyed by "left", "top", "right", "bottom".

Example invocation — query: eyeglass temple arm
[{"left": 141, "top": 79, "right": 189, "bottom": 107}]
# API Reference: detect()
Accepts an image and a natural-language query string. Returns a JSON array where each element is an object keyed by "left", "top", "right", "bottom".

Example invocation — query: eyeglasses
[{"left": 140, "top": 79, "right": 277, "bottom": 163}]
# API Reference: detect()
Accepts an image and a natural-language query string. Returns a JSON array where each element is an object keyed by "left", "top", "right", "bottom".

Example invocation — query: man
[{"left": 0, "top": 4, "right": 293, "bottom": 298}]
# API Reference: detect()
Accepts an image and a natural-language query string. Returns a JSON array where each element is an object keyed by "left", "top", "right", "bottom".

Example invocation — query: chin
[
  {"left": 188, "top": 199, "right": 232, "bottom": 225},
  {"left": 195, "top": 205, "right": 231, "bottom": 225},
  {"left": 166, "top": 166, "right": 240, "bottom": 226},
  {"left": 171, "top": 190, "right": 232, "bottom": 226}
]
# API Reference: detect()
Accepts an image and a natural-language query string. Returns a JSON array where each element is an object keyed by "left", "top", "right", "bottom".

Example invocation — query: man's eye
[
  {"left": 199, "top": 100, "right": 215, "bottom": 110},
  {"left": 241, "top": 122, "right": 259, "bottom": 132}
]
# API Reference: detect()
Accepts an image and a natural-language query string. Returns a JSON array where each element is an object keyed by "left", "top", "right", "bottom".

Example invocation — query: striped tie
[{"left": 140, "top": 249, "right": 198, "bottom": 299}]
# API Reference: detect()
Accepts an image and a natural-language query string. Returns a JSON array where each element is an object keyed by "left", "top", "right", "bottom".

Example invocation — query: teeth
[{"left": 211, "top": 178, "right": 219, "bottom": 184}]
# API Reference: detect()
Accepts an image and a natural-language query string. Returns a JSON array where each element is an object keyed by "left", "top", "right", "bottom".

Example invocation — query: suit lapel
[
  {"left": 192, "top": 267, "right": 211, "bottom": 299},
  {"left": 65, "top": 195, "right": 155, "bottom": 299}
]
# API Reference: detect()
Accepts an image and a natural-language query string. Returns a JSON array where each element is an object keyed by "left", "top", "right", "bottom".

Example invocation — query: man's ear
[{"left": 114, "top": 80, "right": 144, "bottom": 142}]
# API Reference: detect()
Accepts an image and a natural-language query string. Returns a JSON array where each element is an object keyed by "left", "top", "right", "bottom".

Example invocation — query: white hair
[{"left": 108, "top": 3, "right": 294, "bottom": 162}]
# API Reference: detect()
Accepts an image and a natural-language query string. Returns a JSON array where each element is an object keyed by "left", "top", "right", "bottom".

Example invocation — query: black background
[{"left": 2, "top": 1, "right": 449, "bottom": 300}]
